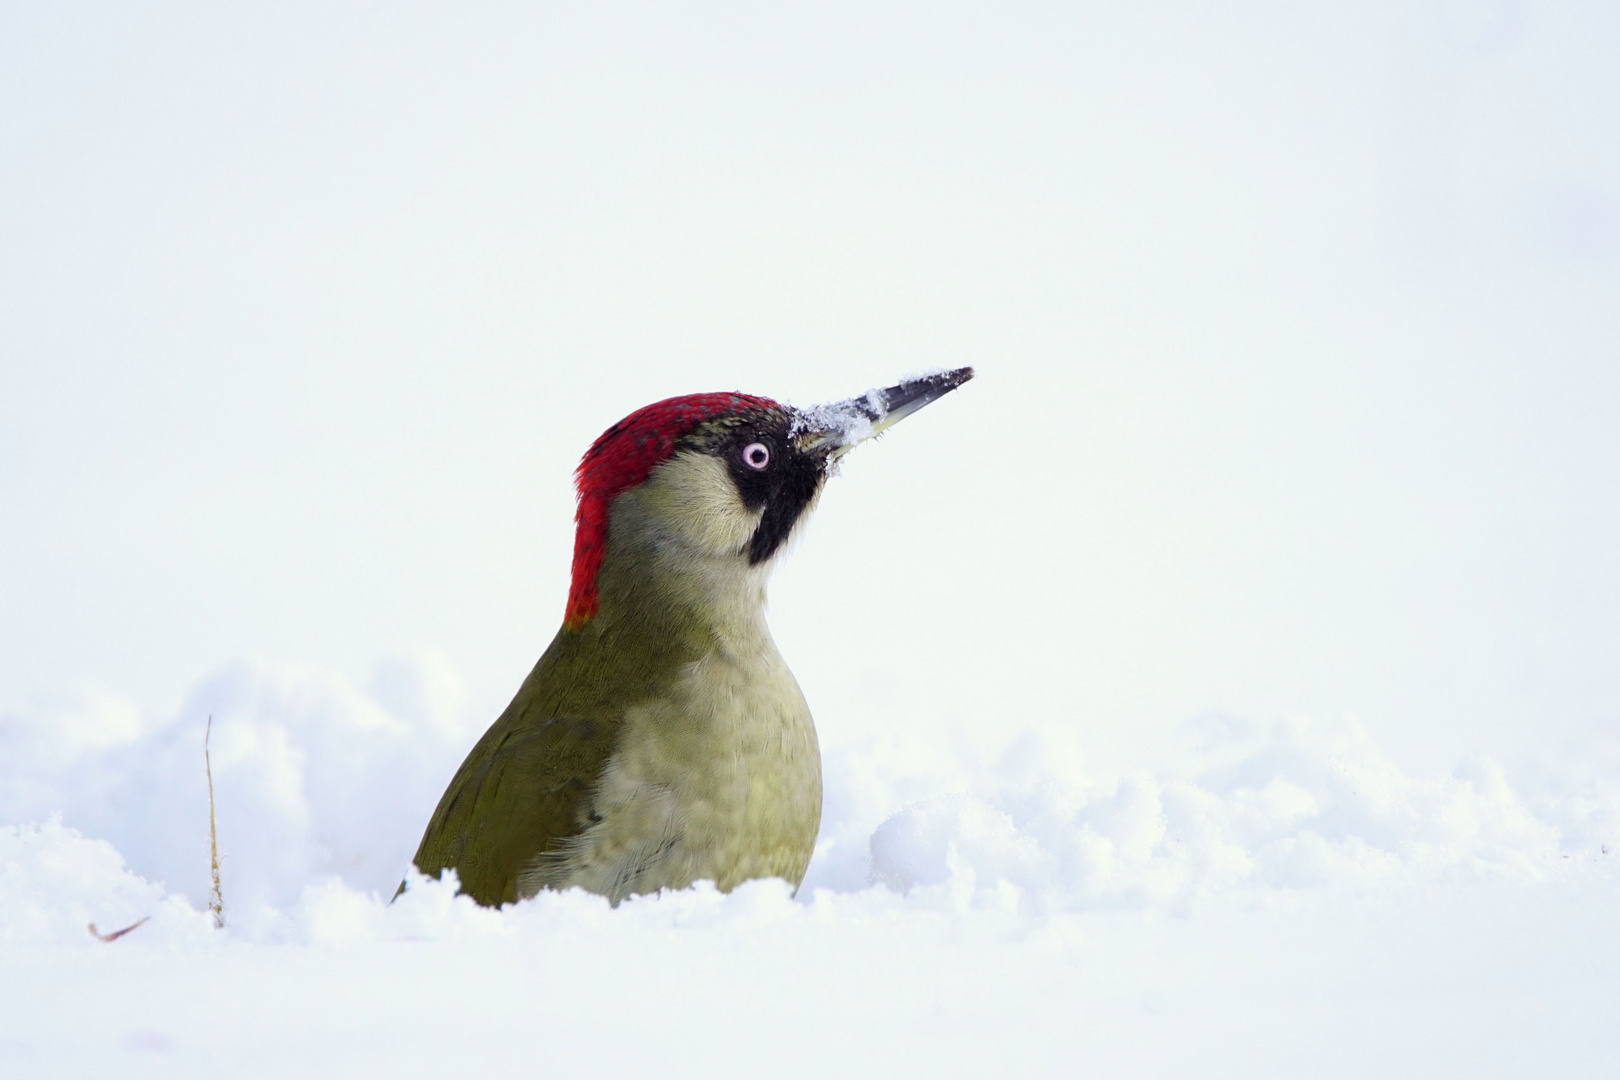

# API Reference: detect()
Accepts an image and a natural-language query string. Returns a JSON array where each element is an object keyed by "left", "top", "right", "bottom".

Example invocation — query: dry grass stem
[
  {"left": 206, "top": 715, "right": 225, "bottom": 929},
  {"left": 89, "top": 916, "right": 149, "bottom": 942}
]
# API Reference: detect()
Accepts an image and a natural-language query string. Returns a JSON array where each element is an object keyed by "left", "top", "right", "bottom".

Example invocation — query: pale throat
[{"left": 600, "top": 453, "right": 783, "bottom": 642}]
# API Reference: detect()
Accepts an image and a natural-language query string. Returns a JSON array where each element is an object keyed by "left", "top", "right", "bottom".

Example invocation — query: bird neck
[{"left": 588, "top": 482, "right": 774, "bottom": 652}]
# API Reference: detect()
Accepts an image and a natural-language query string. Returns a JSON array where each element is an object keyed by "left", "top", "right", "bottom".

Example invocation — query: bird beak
[{"left": 793, "top": 367, "right": 975, "bottom": 458}]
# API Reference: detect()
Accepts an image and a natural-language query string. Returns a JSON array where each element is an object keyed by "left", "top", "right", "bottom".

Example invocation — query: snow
[
  {"left": 790, "top": 392, "right": 880, "bottom": 452},
  {"left": 4, "top": 657, "right": 1619, "bottom": 1076}
]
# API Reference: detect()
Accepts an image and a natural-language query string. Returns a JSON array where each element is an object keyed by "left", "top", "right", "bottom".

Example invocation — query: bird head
[{"left": 563, "top": 367, "right": 974, "bottom": 631}]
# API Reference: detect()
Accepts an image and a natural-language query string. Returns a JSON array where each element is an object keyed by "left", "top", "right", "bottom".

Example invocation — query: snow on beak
[{"left": 792, "top": 367, "right": 975, "bottom": 459}]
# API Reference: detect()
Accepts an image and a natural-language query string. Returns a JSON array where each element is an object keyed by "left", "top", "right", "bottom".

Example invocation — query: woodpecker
[{"left": 409, "top": 368, "right": 973, "bottom": 907}]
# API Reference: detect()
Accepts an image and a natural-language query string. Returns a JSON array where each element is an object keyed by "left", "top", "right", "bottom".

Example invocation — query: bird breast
[{"left": 522, "top": 634, "right": 823, "bottom": 903}]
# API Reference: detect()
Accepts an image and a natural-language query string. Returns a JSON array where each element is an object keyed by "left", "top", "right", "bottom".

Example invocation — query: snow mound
[
  {"left": 0, "top": 818, "right": 209, "bottom": 949},
  {"left": 3, "top": 656, "right": 1618, "bottom": 946},
  {"left": 865, "top": 715, "right": 1571, "bottom": 915},
  {"left": 0, "top": 653, "right": 476, "bottom": 925}
]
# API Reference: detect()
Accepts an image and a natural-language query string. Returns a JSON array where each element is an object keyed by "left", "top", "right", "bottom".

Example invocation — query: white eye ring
[{"left": 741, "top": 442, "right": 770, "bottom": 470}]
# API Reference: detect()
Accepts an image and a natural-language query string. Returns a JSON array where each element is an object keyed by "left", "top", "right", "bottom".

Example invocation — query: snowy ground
[{"left": 4, "top": 656, "right": 1618, "bottom": 1077}]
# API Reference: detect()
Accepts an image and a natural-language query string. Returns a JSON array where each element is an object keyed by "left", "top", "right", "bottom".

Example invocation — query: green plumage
[{"left": 412, "top": 551, "right": 722, "bottom": 906}]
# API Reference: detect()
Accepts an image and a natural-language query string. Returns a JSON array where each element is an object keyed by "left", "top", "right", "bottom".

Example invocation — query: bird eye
[{"left": 741, "top": 442, "right": 770, "bottom": 470}]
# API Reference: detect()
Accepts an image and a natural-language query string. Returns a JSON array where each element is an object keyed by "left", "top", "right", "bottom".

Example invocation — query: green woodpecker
[{"left": 408, "top": 368, "right": 974, "bottom": 906}]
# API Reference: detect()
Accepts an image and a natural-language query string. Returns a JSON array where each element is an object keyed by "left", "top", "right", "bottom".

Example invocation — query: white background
[{"left": 6, "top": 1, "right": 1617, "bottom": 772}]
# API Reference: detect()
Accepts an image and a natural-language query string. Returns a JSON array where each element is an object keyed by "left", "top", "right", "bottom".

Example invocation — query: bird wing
[
  {"left": 409, "top": 704, "right": 619, "bottom": 907},
  {"left": 407, "top": 590, "right": 707, "bottom": 907}
]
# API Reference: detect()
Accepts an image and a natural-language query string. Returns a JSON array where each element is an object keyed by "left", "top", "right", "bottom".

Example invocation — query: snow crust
[
  {"left": 789, "top": 391, "right": 881, "bottom": 450},
  {"left": 4, "top": 657, "right": 1619, "bottom": 1075}
]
